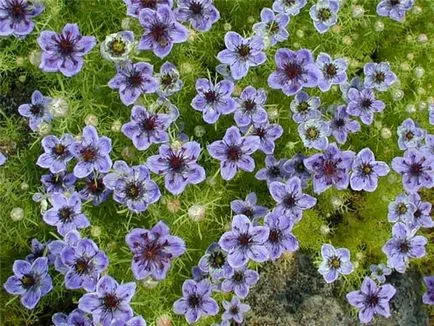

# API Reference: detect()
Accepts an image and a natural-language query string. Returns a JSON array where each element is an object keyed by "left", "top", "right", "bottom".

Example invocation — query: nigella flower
[
  {"left": 174, "top": 0, "right": 220, "bottom": 32},
  {"left": 255, "top": 155, "right": 291, "bottom": 184},
  {"left": 217, "top": 32, "right": 266, "bottom": 80},
  {"left": 138, "top": 5, "right": 189, "bottom": 58},
  {"left": 408, "top": 193, "right": 434, "bottom": 230},
  {"left": 289, "top": 91, "right": 321, "bottom": 124},
  {"left": 350, "top": 147, "right": 390, "bottom": 192},
  {"left": 125, "top": 221, "right": 186, "bottom": 280},
  {"left": 78, "top": 275, "right": 136, "bottom": 326},
  {"left": 252, "top": 8, "right": 289, "bottom": 47},
  {"left": 198, "top": 243, "right": 230, "bottom": 281},
  {"left": 340, "top": 76, "right": 364, "bottom": 101},
  {"left": 318, "top": 244, "right": 353, "bottom": 283},
  {"left": 0, "top": 151, "right": 6, "bottom": 165},
  {"left": 269, "top": 176, "right": 317, "bottom": 222},
  {"left": 108, "top": 61, "right": 158, "bottom": 106},
  {"left": 298, "top": 119, "right": 330, "bottom": 150},
  {"left": 0, "top": 0, "right": 44, "bottom": 38},
  {"left": 25, "top": 239, "right": 53, "bottom": 264},
  {"left": 191, "top": 78, "right": 236, "bottom": 124},
  {"left": 234, "top": 86, "right": 268, "bottom": 127},
  {"left": 346, "top": 277, "right": 396, "bottom": 324},
  {"left": 173, "top": 279, "right": 219, "bottom": 324},
  {"left": 43, "top": 192, "right": 90, "bottom": 236},
  {"left": 363, "top": 62, "right": 397, "bottom": 92},
  {"left": 123, "top": 0, "right": 173, "bottom": 17},
  {"left": 264, "top": 211, "right": 299, "bottom": 260},
  {"left": 18, "top": 90, "right": 52, "bottom": 131},
  {"left": 230, "top": 192, "right": 269, "bottom": 222},
  {"left": 147, "top": 141, "right": 206, "bottom": 195},
  {"left": 346, "top": 87, "right": 385, "bottom": 125},
  {"left": 207, "top": 126, "right": 260, "bottom": 180},
  {"left": 388, "top": 193, "right": 416, "bottom": 224},
  {"left": 156, "top": 61, "right": 183, "bottom": 98},
  {"left": 330, "top": 105, "right": 361, "bottom": 144},
  {"left": 41, "top": 172, "right": 76, "bottom": 194},
  {"left": 369, "top": 263, "right": 392, "bottom": 284},
  {"left": 3, "top": 257, "right": 52, "bottom": 309},
  {"left": 219, "top": 214, "right": 269, "bottom": 268},
  {"left": 52, "top": 309, "right": 93, "bottom": 326},
  {"left": 111, "top": 316, "right": 147, "bottom": 326},
  {"left": 382, "top": 222, "right": 427, "bottom": 273},
  {"left": 423, "top": 276, "right": 434, "bottom": 305},
  {"left": 304, "top": 143, "right": 355, "bottom": 194},
  {"left": 150, "top": 97, "right": 180, "bottom": 122},
  {"left": 397, "top": 118, "right": 426, "bottom": 150},
  {"left": 421, "top": 134, "right": 434, "bottom": 156},
  {"left": 315, "top": 53, "right": 347, "bottom": 92},
  {"left": 248, "top": 121, "right": 283, "bottom": 154},
  {"left": 391, "top": 149, "right": 434, "bottom": 193},
  {"left": 37, "top": 23, "right": 96, "bottom": 77},
  {"left": 122, "top": 105, "right": 171, "bottom": 150},
  {"left": 47, "top": 230, "right": 81, "bottom": 274},
  {"left": 268, "top": 48, "right": 320, "bottom": 96},
  {"left": 377, "top": 0, "right": 414, "bottom": 22},
  {"left": 221, "top": 296, "right": 250, "bottom": 325},
  {"left": 272, "top": 0, "right": 307, "bottom": 16},
  {"left": 70, "top": 126, "right": 113, "bottom": 178},
  {"left": 100, "top": 31, "right": 135, "bottom": 63},
  {"left": 309, "top": 0, "right": 340, "bottom": 34},
  {"left": 36, "top": 134, "right": 74, "bottom": 173},
  {"left": 61, "top": 238, "right": 109, "bottom": 291},
  {"left": 285, "top": 153, "right": 311, "bottom": 188},
  {"left": 103, "top": 160, "right": 161, "bottom": 213},
  {"left": 79, "top": 173, "right": 111, "bottom": 206},
  {"left": 192, "top": 265, "right": 209, "bottom": 282},
  {"left": 221, "top": 265, "right": 259, "bottom": 298}
]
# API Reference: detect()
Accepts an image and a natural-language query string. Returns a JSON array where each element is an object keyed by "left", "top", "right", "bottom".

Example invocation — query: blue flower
[
  {"left": 315, "top": 52, "right": 347, "bottom": 92},
  {"left": 37, "top": 134, "right": 74, "bottom": 173},
  {"left": 298, "top": 118, "right": 330, "bottom": 150},
  {"left": 290, "top": 91, "right": 321, "bottom": 123},
  {"left": 318, "top": 244, "right": 353, "bottom": 283},
  {"left": 174, "top": 0, "right": 220, "bottom": 32},
  {"left": 0, "top": 0, "right": 44, "bottom": 38},
  {"left": 309, "top": 0, "right": 340, "bottom": 34},
  {"left": 221, "top": 265, "right": 259, "bottom": 298},
  {"left": 272, "top": 0, "right": 307, "bottom": 16},
  {"left": 264, "top": 211, "right": 299, "bottom": 260},
  {"left": 285, "top": 153, "right": 311, "bottom": 188},
  {"left": 377, "top": 0, "right": 414, "bottom": 22},
  {"left": 330, "top": 105, "right": 360, "bottom": 144},
  {"left": 230, "top": 192, "right": 269, "bottom": 222},
  {"left": 255, "top": 155, "right": 291, "bottom": 185},
  {"left": 234, "top": 86, "right": 268, "bottom": 127},
  {"left": 369, "top": 263, "right": 392, "bottom": 284},
  {"left": 156, "top": 61, "right": 183, "bottom": 98},
  {"left": 248, "top": 121, "right": 283, "bottom": 154},
  {"left": 221, "top": 296, "right": 250, "bottom": 325},
  {"left": 52, "top": 309, "right": 93, "bottom": 326},
  {"left": 40, "top": 172, "right": 76, "bottom": 194},
  {"left": 18, "top": 90, "right": 52, "bottom": 131},
  {"left": 78, "top": 173, "right": 111, "bottom": 206},
  {"left": 397, "top": 118, "right": 425, "bottom": 150},
  {"left": 198, "top": 242, "right": 230, "bottom": 281},
  {"left": 346, "top": 87, "right": 385, "bottom": 125},
  {"left": 363, "top": 62, "right": 397, "bottom": 91},
  {"left": 253, "top": 8, "right": 289, "bottom": 47}
]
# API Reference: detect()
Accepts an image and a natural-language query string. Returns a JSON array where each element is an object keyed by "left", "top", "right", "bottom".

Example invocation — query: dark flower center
[
  {"left": 81, "top": 146, "right": 97, "bottom": 162},
  {"left": 318, "top": 8, "right": 332, "bottom": 21},
  {"left": 268, "top": 166, "right": 281, "bottom": 178},
  {"left": 398, "top": 241, "right": 410, "bottom": 253},
  {"left": 160, "top": 74, "right": 174, "bottom": 87},
  {"left": 284, "top": 63, "right": 302, "bottom": 80},
  {"left": 53, "top": 144, "right": 66, "bottom": 156},
  {"left": 242, "top": 207, "right": 254, "bottom": 218},
  {"left": 361, "top": 163, "right": 373, "bottom": 175},
  {"left": 103, "top": 293, "right": 120, "bottom": 310},
  {"left": 56, "top": 34, "right": 76, "bottom": 56},
  {"left": 188, "top": 294, "right": 202, "bottom": 308},
  {"left": 74, "top": 257, "right": 92, "bottom": 275},
  {"left": 374, "top": 72, "right": 385, "bottom": 83},
  {"left": 390, "top": 0, "right": 400, "bottom": 6},
  {"left": 323, "top": 160, "right": 336, "bottom": 176},
  {"left": 126, "top": 183, "right": 142, "bottom": 199},
  {"left": 405, "top": 131, "right": 414, "bottom": 140},
  {"left": 409, "top": 163, "right": 422, "bottom": 176},
  {"left": 109, "top": 39, "right": 126, "bottom": 56},
  {"left": 58, "top": 207, "right": 74, "bottom": 222},
  {"left": 86, "top": 178, "right": 105, "bottom": 194},
  {"left": 268, "top": 229, "right": 281, "bottom": 243},
  {"left": 142, "top": 115, "right": 158, "bottom": 131},
  {"left": 189, "top": 1, "right": 203, "bottom": 14},
  {"left": 325, "top": 64, "right": 337, "bottom": 77},
  {"left": 328, "top": 256, "right": 341, "bottom": 269},
  {"left": 285, "top": 0, "right": 296, "bottom": 4},
  {"left": 254, "top": 127, "right": 266, "bottom": 138},
  {"left": 306, "top": 127, "right": 319, "bottom": 140},
  {"left": 244, "top": 99, "right": 256, "bottom": 112},
  {"left": 9, "top": 1, "right": 26, "bottom": 20},
  {"left": 168, "top": 153, "right": 186, "bottom": 172},
  {"left": 204, "top": 90, "right": 218, "bottom": 104},
  {"left": 233, "top": 271, "right": 244, "bottom": 282},
  {"left": 238, "top": 233, "right": 252, "bottom": 247},
  {"left": 128, "top": 71, "right": 144, "bottom": 87},
  {"left": 50, "top": 174, "right": 64, "bottom": 186},
  {"left": 297, "top": 102, "right": 309, "bottom": 113},
  {"left": 21, "top": 274, "right": 37, "bottom": 289},
  {"left": 333, "top": 118, "right": 345, "bottom": 128},
  {"left": 30, "top": 104, "right": 43, "bottom": 116},
  {"left": 230, "top": 306, "right": 240, "bottom": 315},
  {"left": 397, "top": 203, "right": 408, "bottom": 214},
  {"left": 226, "top": 145, "right": 242, "bottom": 161},
  {"left": 209, "top": 251, "right": 226, "bottom": 269},
  {"left": 150, "top": 23, "right": 169, "bottom": 46},
  {"left": 270, "top": 21, "right": 280, "bottom": 33},
  {"left": 141, "top": 0, "right": 157, "bottom": 8},
  {"left": 295, "top": 161, "right": 306, "bottom": 173},
  {"left": 237, "top": 44, "right": 251, "bottom": 58},
  {"left": 361, "top": 98, "right": 372, "bottom": 109},
  {"left": 366, "top": 294, "right": 379, "bottom": 307},
  {"left": 414, "top": 209, "right": 421, "bottom": 219},
  {"left": 140, "top": 240, "right": 164, "bottom": 261},
  {"left": 283, "top": 195, "right": 296, "bottom": 208}
]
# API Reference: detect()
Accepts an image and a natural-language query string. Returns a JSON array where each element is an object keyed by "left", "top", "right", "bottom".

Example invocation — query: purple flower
[
  {"left": 285, "top": 153, "right": 311, "bottom": 188},
  {"left": 363, "top": 62, "right": 397, "bottom": 92},
  {"left": 52, "top": 309, "right": 93, "bottom": 326},
  {"left": 41, "top": 172, "right": 76, "bottom": 194},
  {"left": 174, "top": 0, "right": 220, "bottom": 32},
  {"left": 198, "top": 243, "right": 230, "bottom": 281},
  {"left": 138, "top": 5, "right": 188, "bottom": 58},
  {"left": 252, "top": 8, "right": 289, "bottom": 47},
  {"left": 111, "top": 316, "right": 147, "bottom": 326},
  {"left": 315, "top": 53, "right": 347, "bottom": 92},
  {"left": 0, "top": 0, "right": 44, "bottom": 37},
  {"left": 43, "top": 192, "right": 90, "bottom": 236},
  {"left": 79, "top": 173, "right": 111, "bottom": 206},
  {"left": 221, "top": 296, "right": 250, "bottom": 324},
  {"left": 37, "top": 134, "right": 74, "bottom": 173},
  {"left": 230, "top": 192, "right": 268, "bottom": 222},
  {"left": 397, "top": 118, "right": 425, "bottom": 150},
  {"left": 391, "top": 149, "right": 434, "bottom": 193},
  {"left": 304, "top": 143, "right": 355, "bottom": 194},
  {"left": 309, "top": 0, "right": 340, "bottom": 34},
  {"left": 423, "top": 276, "right": 434, "bottom": 305},
  {"left": 388, "top": 193, "right": 416, "bottom": 224},
  {"left": 108, "top": 61, "right": 158, "bottom": 106},
  {"left": 191, "top": 78, "right": 236, "bottom": 124},
  {"left": 103, "top": 161, "right": 161, "bottom": 213},
  {"left": 289, "top": 91, "right": 321, "bottom": 123},
  {"left": 369, "top": 263, "right": 392, "bottom": 284},
  {"left": 268, "top": 48, "right": 320, "bottom": 96},
  {"left": 318, "top": 244, "right": 353, "bottom": 283},
  {"left": 156, "top": 61, "right": 183, "bottom": 98},
  {"left": 61, "top": 238, "right": 109, "bottom": 292},
  {"left": 18, "top": 90, "right": 52, "bottom": 131},
  {"left": 221, "top": 265, "right": 259, "bottom": 298},
  {"left": 219, "top": 214, "right": 269, "bottom": 268},
  {"left": 37, "top": 23, "right": 96, "bottom": 77},
  {"left": 272, "top": 0, "right": 307, "bottom": 16},
  {"left": 269, "top": 176, "right": 316, "bottom": 222},
  {"left": 350, "top": 147, "right": 390, "bottom": 192},
  {"left": 78, "top": 275, "right": 136, "bottom": 326},
  {"left": 3, "top": 257, "right": 52, "bottom": 309},
  {"left": 421, "top": 134, "right": 434, "bottom": 156},
  {"left": 0, "top": 151, "right": 6, "bottom": 165},
  {"left": 298, "top": 119, "right": 330, "bottom": 150},
  {"left": 330, "top": 105, "right": 361, "bottom": 144},
  {"left": 346, "top": 277, "right": 396, "bottom": 324},
  {"left": 125, "top": 221, "right": 185, "bottom": 280},
  {"left": 192, "top": 265, "right": 209, "bottom": 282},
  {"left": 234, "top": 86, "right": 268, "bottom": 127},
  {"left": 248, "top": 121, "right": 283, "bottom": 154},
  {"left": 382, "top": 222, "right": 427, "bottom": 273},
  {"left": 217, "top": 32, "right": 266, "bottom": 80},
  {"left": 377, "top": 0, "right": 414, "bottom": 22},
  {"left": 47, "top": 230, "right": 81, "bottom": 274},
  {"left": 264, "top": 211, "right": 299, "bottom": 260},
  {"left": 122, "top": 105, "right": 171, "bottom": 151},
  {"left": 346, "top": 87, "right": 385, "bottom": 125},
  {"left": 408, "top": 193, "right": 433, "bottom": 230},
  {"left": 147, "top": 141, "right": 206, "bottom": 195},
  {"left": 255, "top": 155, "right": 291, "bottom": 184},
  {"left": 25, "top": 239, "right": 54, "bottom": 265},
  {"left": 123, "top": 0, "right": 173, "bottom": 17},
  {"left": 340, "top": 76, "right": 364, "bottom": 101},
  {"left": 207, "top": 126, "right": 260, "bottom": 180},
  {"left": 173, "top": 279, "right": 219, "bottom": 324}
]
